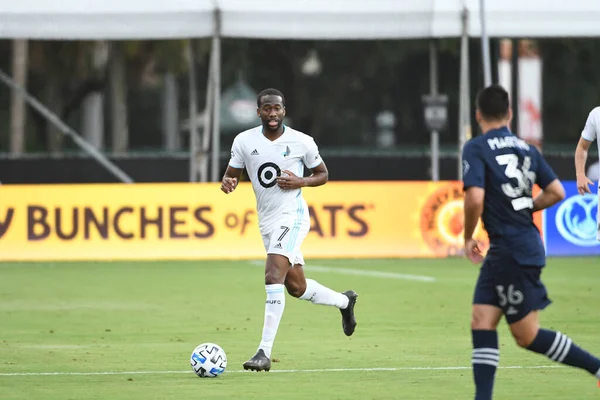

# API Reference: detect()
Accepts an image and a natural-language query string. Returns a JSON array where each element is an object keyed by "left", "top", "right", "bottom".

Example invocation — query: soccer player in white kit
[
  {"left": 220, "top": 88, "right": 358, "bottom": 372},
  {"left": 574, "top": 106, "right": 600, "bottom": 241}
]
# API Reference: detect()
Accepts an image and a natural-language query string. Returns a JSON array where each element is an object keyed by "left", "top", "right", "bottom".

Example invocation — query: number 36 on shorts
[{"left": 495, "top": 284, "right": 524, "bottom": 307}]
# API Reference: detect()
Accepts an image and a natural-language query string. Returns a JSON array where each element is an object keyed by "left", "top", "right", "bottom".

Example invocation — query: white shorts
[{"left": 261, "top": 217, "right": 310, "bottom": 266}]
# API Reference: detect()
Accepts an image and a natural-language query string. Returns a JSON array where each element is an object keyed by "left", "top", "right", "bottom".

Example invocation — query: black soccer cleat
[
  {"left": 243, "top": 349, "right": 271, "bottom": 372},
  {"left": 340, "top": 290, "right": 358, "bottom": 336}
]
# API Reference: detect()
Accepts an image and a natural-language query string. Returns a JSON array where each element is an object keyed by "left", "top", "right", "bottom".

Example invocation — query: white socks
[
  {"left": 258, "top": 284, "right": 285, "bottom": 359},
  {"left": 299, "top": 279, "right": 349, "bottom": 309},
  {"left": 596, "top": 367, "right": 600, "bottom": 379},
  {"left": 258, "top": 280, "right": 348, "bottom": 359}
]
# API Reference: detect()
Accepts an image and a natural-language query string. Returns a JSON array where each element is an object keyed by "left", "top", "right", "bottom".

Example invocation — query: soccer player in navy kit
[{"left": 462, "top": 85, "right": 600, "bottom": 399}]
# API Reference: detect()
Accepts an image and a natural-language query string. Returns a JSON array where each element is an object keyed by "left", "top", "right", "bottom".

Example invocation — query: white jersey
[
  {"left": 228, "top": 125, "right": 322, "bottom": 234},
  {"left": 580, "top": 107, "right": 600, "bottom": 240},
  {"left": 581, "top": 106, "right": 600, "bottom": 156},
  {"left": 582, "top": 107, "right": 600, "bottom": 182}
]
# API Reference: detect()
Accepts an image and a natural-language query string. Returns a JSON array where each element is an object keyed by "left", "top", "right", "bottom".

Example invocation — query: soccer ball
[{"left": 190, "top": 343, "right": 227, "bottom": 378}]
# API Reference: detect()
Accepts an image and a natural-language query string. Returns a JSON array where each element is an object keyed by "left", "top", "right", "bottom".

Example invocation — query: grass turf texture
[{"left": 0, "top": 257, "right": 598, "bottom": 399}]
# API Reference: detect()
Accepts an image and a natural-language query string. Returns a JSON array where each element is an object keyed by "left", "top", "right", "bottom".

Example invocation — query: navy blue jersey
[{"left": 462, "top": 127, "right": 558, "bottom": 266}]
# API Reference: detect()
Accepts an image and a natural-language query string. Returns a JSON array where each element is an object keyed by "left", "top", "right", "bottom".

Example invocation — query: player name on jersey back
[
  {"left": 462, "top": 127, "right": 558, "bottom": 266},
  {"left": 486, "top": 135, "right": 531, "bottom": 151}
]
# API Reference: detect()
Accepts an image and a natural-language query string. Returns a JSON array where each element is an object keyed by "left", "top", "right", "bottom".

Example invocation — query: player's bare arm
[
  {"left": 221, "top": 166, "right": 243, "bottom": 194},
  {"left": 466, "top": 87, "right": 600, "bottom": 398},
  {"left": 463, "top": 186, "right": 484, "bottom": 264},
  {"left": 277, "top": 162, "right": 328, "bottom": 190},
  {"left": 575, "top": 136, "right": 594, "bottom": 195},
  {"left": 532, "top": 179, "right": 565, "bottom": 212}
]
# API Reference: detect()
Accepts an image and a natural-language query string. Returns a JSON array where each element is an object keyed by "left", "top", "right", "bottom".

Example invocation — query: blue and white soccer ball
[{"left": 190, "top": 343, "right": 227, "bottom": 378}]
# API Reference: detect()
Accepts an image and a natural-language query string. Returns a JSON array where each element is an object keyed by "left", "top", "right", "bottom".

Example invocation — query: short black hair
[
  {"left": 476, "top": 84, "right": 510, "bottom": 121},
  {"left": 257, "top": 88, "right": 285, "bottom": 107}
]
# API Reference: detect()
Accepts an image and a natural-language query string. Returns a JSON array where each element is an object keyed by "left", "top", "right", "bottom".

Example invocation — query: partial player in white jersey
[
  {"left": 574, "top": 106, "right": 600, "bottom": 240},
  {"left": 220, "top": 88, "right": 358, "bottom": 372}
]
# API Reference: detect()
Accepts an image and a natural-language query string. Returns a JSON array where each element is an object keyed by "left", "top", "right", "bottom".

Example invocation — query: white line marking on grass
[
  {"left": 308, "top": 266, "right": 436, "bottom": 283},
  {"left": 249, "top": 261, "right": 436, "bottom": 282},
  {"left": 20, "top": 345, "right": 91, "bottom": 350},
  {"left": 0, "top": 365, "right": 562, "bottom": 377}
]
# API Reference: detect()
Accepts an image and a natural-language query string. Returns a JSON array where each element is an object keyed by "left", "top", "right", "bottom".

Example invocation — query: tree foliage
[{"left": 1, "top": 37, "right": 599, "bottom": 153}]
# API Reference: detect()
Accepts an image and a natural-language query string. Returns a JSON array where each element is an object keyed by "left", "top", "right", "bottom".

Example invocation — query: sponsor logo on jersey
[{"left": 257, "top": 162, "right": 281, "bottom": 188}]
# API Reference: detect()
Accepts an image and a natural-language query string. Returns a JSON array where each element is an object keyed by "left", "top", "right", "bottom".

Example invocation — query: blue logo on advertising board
[{"left": 545, "top": 181, "right": 599, "bottom": 256}]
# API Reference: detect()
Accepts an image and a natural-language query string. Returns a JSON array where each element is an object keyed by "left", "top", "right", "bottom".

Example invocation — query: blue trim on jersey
[
  {"left": 306, "top": 154, "right": 322, "bottom": 169},
  {"left": 306, "top": 160, "right": 322, "bottom": 169},
  {"left": 285, "top": 161, "right": 306, "bottom": 252},
  {"left": 261, "top": 124, "right": 286, "bottom": 135},
  {"left": 286, "top": 195, "right": 304, "bottom": 253},
  {"left": 229, "top": 162, "right": 244, "bottom": 169}
]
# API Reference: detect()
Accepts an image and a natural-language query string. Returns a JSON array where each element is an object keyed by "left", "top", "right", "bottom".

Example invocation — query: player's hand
[
  {"left": 277, "top": 170, "right": 305, "bottom": 190},
  {"left": 464, "top": 238, "right": 483, "bottom": 264},
  {"left": 576, "top": 174, "right": 593, "bottom": 195},
  {"left": 221, "top": 177, "right": 238, "bottom": 194}
]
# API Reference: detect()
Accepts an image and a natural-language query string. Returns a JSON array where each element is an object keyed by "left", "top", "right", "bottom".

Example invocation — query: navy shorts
[{"left": 473, "top": 257, "right": 551, "bottom": 324}]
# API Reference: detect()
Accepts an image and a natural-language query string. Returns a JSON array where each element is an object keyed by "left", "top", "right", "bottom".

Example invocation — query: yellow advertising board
[{"left": 0, "top": 181, "right": 538, "bottom": 261}]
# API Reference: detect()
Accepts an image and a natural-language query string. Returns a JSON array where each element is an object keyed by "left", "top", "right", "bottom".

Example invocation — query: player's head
[
  {"left": 257, "top": 88, "right": 286, "bottom": 132},
  {"left": 475, "top": 84, "right": 512, "bottom": 129}
]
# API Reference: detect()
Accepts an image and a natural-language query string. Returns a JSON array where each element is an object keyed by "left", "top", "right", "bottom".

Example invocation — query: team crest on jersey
[
  {"left": 282, "top": 146, "right": 291, "bottom": 157},
  {"left": 462, "top": 160, "right": 470, "bottom": 176},
  {"left": 420, "top": 182, "right": 490, "bottom": 257}
]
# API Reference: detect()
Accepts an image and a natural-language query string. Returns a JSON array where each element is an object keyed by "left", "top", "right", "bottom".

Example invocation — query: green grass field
[{"left": 1, "top": 257, "right": 599, "bottom": 399}]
